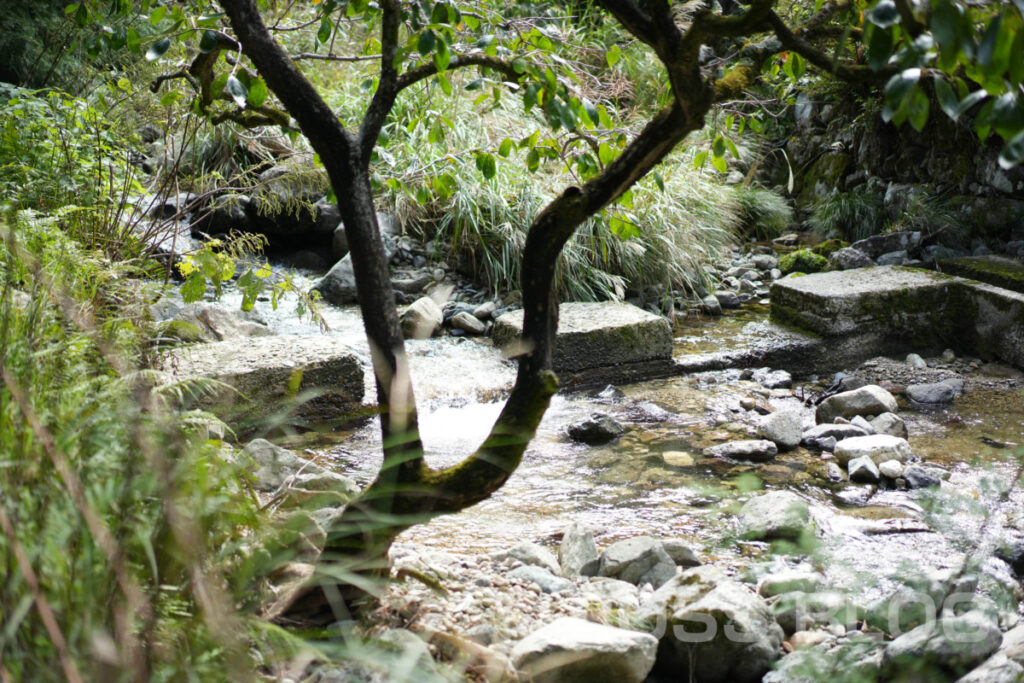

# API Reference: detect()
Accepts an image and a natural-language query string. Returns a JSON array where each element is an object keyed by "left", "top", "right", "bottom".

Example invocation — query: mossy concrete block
[
  {"left": 166, "top": 335, "right": 364, "bottom": 430},
  {"left": 967, "top": 282, "right": 1024, "bottom": 368},
  {"left": 493, "top": 302, "right": 672, "bottom": 374},
  {"left": 939, "top": 255, "right": 1024, "bottom": 294}
]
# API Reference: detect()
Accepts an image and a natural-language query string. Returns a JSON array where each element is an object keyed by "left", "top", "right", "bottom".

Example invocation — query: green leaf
[
  {"left": 126, "top": 27, "right": 141, "bottom": 53},
  {"left": 199, "top": 29, "right": 219, "bottom": 53},
  {"left": 150, "top": 5, "right": 167, "bottom": 25},
  {"left": 145, "top": 37, "right": 171, "bottom": 62},
  {"left": 693, "top": 149, "right": 709, "bottom": 169},
  {"left": 934, "top": 77, "right": 959, "bottom": 119},
  {"left": 598, "top": 142, "right": 615, "bottom": 166},
  {"left": 882, "top": 68, "right": 920, "bottom": 121},
  {"left": 868, "top": 0, "right": 900, "bottom": 29},
  {"left": 498, "top": 138, "right": 513, "bottom": 157},
  {"left": 958, "top": 89, "right": 988, "bottom": 116},
  {"left": 430, "top": 2, "right": 448, "bottom": 24},
  {"left": 526, "top": 147, "right": 540, "bottom": 172},
  {"left": 433, "top": 38, "right": 451, "bottom": 72},
  {"left": 907, "top": 87, "right": 929, "bottom": 131},
  {"left": 976, "top": 99, "right": 996, "bottom": 141},
  {"left": 465, "top": 77, "right": 484, "bottom": 91},
  {"left": 475, "top": 152, "right": 496, "bottom": 179},
  {"left": 226, "top": 75, "right": 248, "bottom": 108},
  {"left": 437, "top": 71, "right": 452, "bottom": 95},
  {"left": 653, "top": 171, "right": 665, "bottom": 192},
  {"left": 930, "top": 0, "right": 960, "bottom": 47},
  {"left": 247, "top": 77, "right": 269, "bottom": 108},
  {"left": 417, "top": 29, "right": 435, "bottom": 56},
  {"left": 998, "top": 128, "right": 1024, "bottom": 169},
  {"left": 866, "top": 24, "right": 895, "bottom": 71},
  {"left": 977, "top": 15, "right": 1001, "bottom": 68},
  {"left": 159, "top": 90, "right": 181, "bottom": 106},
  {"left": 991, "top": 91, "right": 1024, "bottom": 140},
  {"left": 523, "top": 83, "right": 541, "bottom": 112},
  {"left": 318, "top": 16, "right": 332, "bottom": 44},
  {"left": 712, "top": 154, "right": 728, "bottom": 173},
  {"left": 475, "top": 34, "right": 495, "bottom": 49},
  {"left": 180, "top": 275, "right": 205, "bottom": 302},
  {"left": 606, "top": 44, "right": 621, "bottom": 67},
  {"left": 712, "top": 135, "right": 726, "bottom": 158}
]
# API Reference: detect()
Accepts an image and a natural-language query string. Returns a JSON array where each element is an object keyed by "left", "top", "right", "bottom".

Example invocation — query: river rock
[
  {"left": 848, "top": 455, "right": 880, "bottom": 483},
  {"left": 701, "top": 294, "right": 723, "bottom": 316},
  {"left": 850, "top": 415, "right": 875, "bottom": 434},
  {"left": 1001, "top": 624, "right": 1024, "bottom": 664},
  {"left": 243, "top": 439, "right": 316, "bottom": 492},
  {"left": 906, "top": 381, "right": 956, "bottom": 405},
  {"left": 877, "top": 459, "right": 904, "bottom": 479},
  {"left": 312, "top": 254, "right": 358, "bottom": 305},
  {"left": 662, "top": 451, "right": 696, "bottom": 467},
  {"left": 753, "top": 254, "right": 778, "bottom": 271},
  {"left": 868, "top": 412, "right": 908, "bottom": 438},
  {"left": 883, "top": 612, "right": 1002, "bottom": 677},
  {"left": 877, "top": 249, "right": 908, "bottom": 266},
  {"left": 510, "top": 617, "right": 658, "bottom": 683},
  {"left": 400, "top": 296, "right": 443, "bottom": 339},
  {"left": 164, "top": 335, "right": 364, "bottom": 429},
  {"left": 491, "top": 541, "right": 561, "bottom": 575},
  {"left": 567, "top": 413, "right": 624, "bottom": 445},
  {"left": 771, "top": 591, "right": 857, "bottom": 634},
  {"left": 759, "top": 571, "right": 825, "bottom": 598},
  {"left": 816, "top": 385, "right": 898, "bottom": 423},
  {"left": 168, "top": 302, "right": 272, "bottom": 342},
  {"left": 492, "top": 302, "right": 672, "bottom": 374},
  {"left": 834, "top": 434, "right": 912, "bottom": 467},
  {"left": 957, "top": 653, "right": 1024, "bottom": 682},
  {"left": 828, "top": 246, "right": 874, "bottom": 270},
  {"left": 704, "top": 439, "right": 778, "bottom": 462},
  {"left": 906, "top": 352, "right": 928, "bottom": 369},
  {"left": 661, "top": 539, "right": 701, "bottom": 567},
  {"left": 715, "top": 291, "right": 741, "bottom": 309},
  {"left": 752, "top": 367, "right": 793, "bottom": 389},
  {"left": 903, "top": 465, "right": 943, "bottom": 489},
  {"left": 472, "top": 300, "right": 497, "bottom": 320},
  {"left": 598, "top": 536, "right": 676, "bottom": 588},
  {"left": 450, "top": 311, "right": 486, "bottom": 335},
  {"left": 757, "top": 411, "right": 804, "bottom": 451},
  {"left": 508, "top": 565, "right": 574, "bottom": 594},
  {"left": 636, "top": 566, "right": 784, "bottom": 682},
  {"left": 850, "top": 230, "right": 921, "bottom": 259},
  {"left": 560, "top": 522, "right": 598, "bottom": 577},
  {"left": 737, "top": 491, "right": 811, "bottom": 541},
  {"left": 582, "top": 578, "right": 641, "bottom": 610}
]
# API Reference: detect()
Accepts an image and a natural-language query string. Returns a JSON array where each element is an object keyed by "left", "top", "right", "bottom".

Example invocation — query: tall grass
[{"left": 806, "top": 187, "right": 885, "bottom": 242}]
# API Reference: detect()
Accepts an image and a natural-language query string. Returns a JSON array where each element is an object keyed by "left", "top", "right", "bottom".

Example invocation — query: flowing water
[{"left": 219, "top": 273, "right": 1024, "bottom": 607}]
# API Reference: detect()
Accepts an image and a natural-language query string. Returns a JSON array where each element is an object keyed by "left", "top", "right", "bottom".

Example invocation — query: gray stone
[
  {"left": 771, "top": 591, "right": 858, "bottom": 634},
  {"left": 312, "top": 254, "right": 358, "bottom": 305},
  {"left": 883, "top": 613, "right": 1003, "bottom": 676},
  {"left": 715, "top": 290, "right": 742, "bottom": 309},
  {"left": 906, "top": 382, "right": 957, "bottom": 405},
  {"left": 167, "top": 302, "right": 272, "bottom": 342},
  {"left": 636, "top": 566, "right": 784, "bottom": 682},
  {"left": 559, "top": 522, "right": 598, "bottom": 577},
  {"left": 759, "top": 571, "right": 825, "bottom": 598},
  {"left": 816, "top": 385, "right": 898, "bottom": 423},
  {"left": 400, "top": 296, "right": 443, "bottom": 339},
  {"left": 508, "top": 565, "right": 574, "bottom": 594},
  {"left": 491, "top": 541, "right": 561, "bottom": 575},
  {"left": 835, "top": 434, "right": 912, "bottom": 467},
  {"left": 878, "top": 459, "right": 904, "bottom": 479},
  {"left": 876, "top": 249, "right": 908, "bottom": 266},
  {"left": 738, "top": 491, "right": 811, "bottom": 541},
  {"left": 492, "top": 302, "right": 673, "bottom": 374},
  {"left": 243, "top": 439, "right": 319, "bottom": 492},
  {"left": 450, "top": 311, "right": 486, "bottom": 335},
  {"left": 701, "top": 294, "right": 723, "bottom": 316},
  {"left": 372, "top": 629, "right": 446, "bottom": 682},
  {"left": 801, "top": 423, "right": 867, "bottom": 447},
  {"left": 567, "top": 413, "right": 624, "bottom": 445},
  {"left": 164, "top": 335, "right": 364, "bottom": 429},
  {"left": 868, "top": 412, "right": 908, "bottom": 438},
  {"left": 848, "top": 455, "right": 880, "bottom": 483},
  {"left": 752, "top": 367, "right": 793, "bottom": 389},
  {"left": 661, "top": 539, "right": 701, "bottom": 567},
  {"left": 906, "top": 352, "right": 928, "bottom": 369},
  {"left": 1001, "top": 624, "right": 1024, "bottom": 665},
  {"left": 957, "top": 653, "right": 1024, "bottom": 683},
  {"left": 903, "top": 465, "right": 943, "bottom": 489},
  {"left": 598, "top": 536, "right": 676, "bottom": 588},
  {"left": 828, "top": 247, "right": 874, "bottom": 270},
  {"left": 942, "top": 377, "right": 966, "bottom": 395},
  {"left": 757, "top": 411, "right": 804, "bottom": 451},
  {"left": 850, "top": 231, "right": 921, "bottom": 259},
  {"left": 472, "top": 301, "right": 497, "bottom": 320},
  {"left": 581, "top": 578, "right": 641, "bottom": 610},
  {"left": 704, "top": 439, "right": 778, "bottom": 462},
  {"left": 753, "top": 254, "right": 778, "bottom": 271},
  {"left": 510, "top": 617, "right": 657, "bottom": 683},
  {"left": 850, "top": 415, "right": 875, "bottom": 434},
  {"left": 331, "top": 225, "right": 348, "bottom": 259}
]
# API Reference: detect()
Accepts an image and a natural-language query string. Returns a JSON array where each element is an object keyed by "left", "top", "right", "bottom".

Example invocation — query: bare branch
[{"left": 292, "top": 52, "right": 380, "bottom": 62}]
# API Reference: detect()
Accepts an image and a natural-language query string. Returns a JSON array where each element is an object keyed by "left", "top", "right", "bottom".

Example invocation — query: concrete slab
[
  {"left": 493, "top": 302, "right": 673, "bottom": 385},
  {"left": 939, "top": 256, "right": 1024, "bottom": 294}
]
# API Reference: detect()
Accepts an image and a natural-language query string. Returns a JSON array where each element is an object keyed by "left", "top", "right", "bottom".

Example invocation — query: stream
[{"left": 215, "top": 269, "right": 1024, "bottom": 617}]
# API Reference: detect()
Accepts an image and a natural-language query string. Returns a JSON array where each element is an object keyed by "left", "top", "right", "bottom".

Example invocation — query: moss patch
[
  {"left": 778, "top": 249, "right": 828, "bottom": 275},
  {"left": 811, "top": 239, "right": 849, "bottom": 257},
  {"left": 939, "top": 256, "right": 1024, "bottom": 294}
]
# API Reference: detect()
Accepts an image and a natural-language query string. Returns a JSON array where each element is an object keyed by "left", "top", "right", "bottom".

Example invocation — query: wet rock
[
  {"left": 331, "top": 223, "right": 348, "bottom": 259},
  {"left": 312, "top": 254, "right": 358, "bottom": 305},
  {"left": 828, "top": 246, "right": 874, "bottom": 270},
  {"left": 995, "top": 534, "right": 1024, "bottom": 576},
  {"left": 715, "top": 291, "right": 741, "bottom": 309},
  {"left": 738, "top": 491, "right": 811, "bottom": 541},
  {"left": 372, "top": 629, "right": 446, "bottom": 682},
  {"left": 825, "top": 462, "right": 845, "bottom": 481},
  {"left": 757, "top": 411, "right": 804, "bottom": 451},
  {"left": 510, "top": 617, "right": 658, "bottom": 683},
  {"left": 903, "top": 465, "right": 943, "bottom": 489},
  {"left": 491, "top": 541, "right": 561, "bottom": 575},
  {"left": 867, "top": 412, "right": 907, "bottom": 438},
  {"left": 472, "top": 300, "right": 497, "bottom": 320},
  {"left": 801, "top": 423, "right": 867, "bottom": 446},
  {"left": 661, "top": 539, "right": 701, "bottom": 567},
  {"left": 759, "top": 571, "right": 824, "bottom": 598},
  {"left": 957, "top": 653, "right": 1024, "bottom": 682},
  {"left": 882, "top": 612, "right": 1002, "bottom": 677},
  {"left": 774, "top": 233, "right": 800, "bottom": 247},
  {"left": 877, "top": 459, "right": 904, "bottom": 479},
  {"left": 582, "top": 578, "right": 641, "bottom": 610},
  {"left": 942, "top": 377, "right": 966, "bottom": 395},
  {"left": 166, "top": 303, "right": 272, "bottom": 343},
  {"left": 704, "top": 439, "right": 778, "bottom": 462},
  {"left": 752, "top": 367, "right": 793, "bottom": 389},
  {"left": 906, "top": 353, "right": 928, "bottom": 369},
  {"left": 834, "top": 434, "right": 912, "bottom": 467},
  {"left": 906, "top": 381, "right": 957, "bottom": 405},
  {"left": 244, "top": 439, "right": 318, "bottom": 492},
  {"left": 701, "top": 294, "right": 723, "bottom": 316},
  {"left": 636, "top": 566, "right": 784, "bottom": 682},
  {"left": 876, "top": 249, "right": 908, "bottom": 266},
  {"left": 850, "top": 231, "right": 921, "bottom": 259},
  {"left": 1000, "top": 624, "right": 1024, "bottom": 665},
  {"left": 662, "top": 451, "right": 696, "bottom": 467},
  {"left": 598, "top": 536, "right": 676, "bottom": 588},
  {"left": 567, "top": 413, "right": 624, "bottom": 445},
  {"left": 559, "top": 522, "right": 598, "bottom": 577},
  {"left": 753, "top": 254, "right": 778, "bottom": 271},
  {"left": 816, "top": 385, "right": 898, "bottom": 423},
  {"left": 400, "top": 296, "right": 443, "bottom": 339},
  {"left": 848, "top": 455, "right": 880, "bottom": 483},
  {"left": 508, "top": 565, "right": 574, "bottom": 594},
  {"left": 450, "top": 311, "right": 486, "bottom": 335}
]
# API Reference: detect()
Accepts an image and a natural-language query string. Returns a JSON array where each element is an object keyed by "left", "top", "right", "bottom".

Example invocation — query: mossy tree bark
[{"left": 219, "top": 0, "right": 879, "bottom": 626}]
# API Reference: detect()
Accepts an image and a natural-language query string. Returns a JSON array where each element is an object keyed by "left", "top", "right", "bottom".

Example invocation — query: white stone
[
  {"left": 400, "top": 296, "right": 443, "bottom": 339},
  {"left": 834, "top": 434, "right": 913, "bottom": 467}
]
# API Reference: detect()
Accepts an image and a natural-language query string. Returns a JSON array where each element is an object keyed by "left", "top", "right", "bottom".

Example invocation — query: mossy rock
[
  {"left": 811, "top": 239, "right": 849, "bottom": 257},
  {"left": 778, "top": 249, "right": 828, "bottom": 275}
]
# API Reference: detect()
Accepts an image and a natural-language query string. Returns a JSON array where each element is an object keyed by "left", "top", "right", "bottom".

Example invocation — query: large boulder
[
  {"left": 883, "top": 613, "right": 1002, "bottom": 678},
  {"left": 800, "top": 422, "right": 868, "bottom": 446},
  {"left": 164, "top": 335, "right": 364, "bottom": 430},
  {"left": 492, "top": 302, "right": 672, "bottom": 374},
  {"left": 312, "top": 234, "right": 397, "bottom": 306},
  {"left": 757, "top": 411, "right": 804, "bottom": 451},
  {"left": 816, "top": 385, "right": 898, "bottom": 423},
  {"left": 828, "top": 247, "right": 874, "bottom": 270},
  {"left": 510, "top": 617, "right": 658, "bottom": 683},
  {"left": 399, "top": 296, "right": 443, "bottom": 339},
  {"left": 568, "top": 413, "right": 624, "bottom": 445},
  {"left": 834, "top": 434, "right": 912, "bottom": 467},
  {"left": 737, "top": 491, "right": 811, "bottom": 541},
  {"left": 491, "top": 541, "right": 561, "bottom": 575},
  {"left": 906, "top": 381, "right": 957, "bottom": 405},
  {"left": 165, "top": 302, "right": 272, "bottom": 342},
  {"left": 850, "top": 230, "right": 922, "bottom": 259},
  {"left": 636, "top": 566, "right": 784, "bottom": 682},
  {"left": 598, "top": 536, "right": 676, "bottom": 588},
  {"left": 560, "top": 522, "right": 599, "bottom": 577}
]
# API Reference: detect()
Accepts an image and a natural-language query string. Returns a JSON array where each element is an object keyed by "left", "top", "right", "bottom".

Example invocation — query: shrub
[
  {"left": 733, "top": 185, "right": 795, "bottom": 240},
  {"left": 807, "top": 187, "right": 885, "bottom": 242}
]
